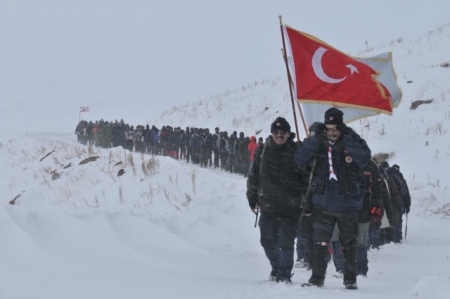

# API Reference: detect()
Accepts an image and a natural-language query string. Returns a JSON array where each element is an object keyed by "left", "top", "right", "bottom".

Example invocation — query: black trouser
[
  {"left": 259, "top": 212, "right": 299, "bottom": 280},
  {"left": 311, "top": 208, "right": 358, "bottom": 282},
  {"left": 213, "top": 149, "right": 219, "bottom": 167},
  {"left": 298, "top": 213, "right": 314, "bottom": 265}
]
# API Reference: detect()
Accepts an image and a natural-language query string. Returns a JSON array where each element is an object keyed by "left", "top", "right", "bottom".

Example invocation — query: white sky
[
  {"left": 1, "top": 1, "right": 450, "bottom": 298},
  {"left": 1, "top": 0, "right": 449, "bottom": 133}
]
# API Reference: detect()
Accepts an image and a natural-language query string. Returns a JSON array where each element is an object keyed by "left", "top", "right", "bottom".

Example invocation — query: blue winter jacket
[{"left": 294, "top": 129, "right": 371, "bottom": 212}]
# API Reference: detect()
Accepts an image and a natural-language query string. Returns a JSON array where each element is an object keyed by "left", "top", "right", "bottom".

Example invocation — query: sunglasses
[
  {"left": 271, "top": 129, "right": 287, "bottom": 135},
  {"left": 325, "top": 127, "right": 339, "bottom": 132}
]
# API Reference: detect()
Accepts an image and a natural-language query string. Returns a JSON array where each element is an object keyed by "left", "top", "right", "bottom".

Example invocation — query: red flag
[
  {"left": 80, "top": 107, "right": 89, "bottom": 112},
  {"left": 284, "top": 26, "right": 394, "bottom": 114}
]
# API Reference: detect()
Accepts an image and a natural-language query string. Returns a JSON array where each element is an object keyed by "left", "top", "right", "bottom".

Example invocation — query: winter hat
[
  {"left": 379, "top": 161, "right": 390, "bottom": 168},
  {"left": 270, "top": 117, "right": 291, "bottom": 133},
  {"left": 392, "top": 164, "right": 400, "bottom": 170},
  {"left": 324, "top": 108, "right": 344, "bottom": 125}
]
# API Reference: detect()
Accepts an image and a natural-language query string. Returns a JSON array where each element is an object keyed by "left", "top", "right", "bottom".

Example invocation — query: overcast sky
[{"left": 1, "top": 0, "right": 449, "bottom": 133}]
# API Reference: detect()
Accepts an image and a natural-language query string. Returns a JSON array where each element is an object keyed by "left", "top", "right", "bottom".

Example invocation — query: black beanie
[
  {"left": 270, "top": 117, "right": 291, "bottom": 132},
  {"left": 324, "top": 108, "right": 344, "bottom": 125},
  {"left": 379, "top": 161, "right": 390, "bottom": 168}
]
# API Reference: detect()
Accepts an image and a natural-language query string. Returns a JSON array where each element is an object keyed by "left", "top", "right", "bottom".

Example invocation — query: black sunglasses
[
  {"left": 271, "top": 129, "right": 287, "bottom": 135},
  {"left": 325, "top": 127, "right": 339, "bottom": 132}
]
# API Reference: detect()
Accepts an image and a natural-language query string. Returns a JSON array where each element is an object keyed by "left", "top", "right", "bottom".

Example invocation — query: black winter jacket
[{"left": 246, "top": 136, "right": 308, "bottom": 217}]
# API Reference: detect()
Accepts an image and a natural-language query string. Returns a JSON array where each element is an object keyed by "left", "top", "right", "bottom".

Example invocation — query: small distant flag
[{"left": 80, "top": 107, "right": 89, "bottom": 112}]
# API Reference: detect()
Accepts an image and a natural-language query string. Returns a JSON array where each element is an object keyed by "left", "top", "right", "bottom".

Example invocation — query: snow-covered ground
[{"left": 1, "top": 1, "right": 450, "bottom": 298}]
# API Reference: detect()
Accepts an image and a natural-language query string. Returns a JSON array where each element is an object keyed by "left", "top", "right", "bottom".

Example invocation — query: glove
[
  {"left": 370, "top": 206, "right": 382, "bottom": 223},
  {"left": 251, "top": 204, "right": 259, "bottom": 215},
  {"left": 337, "top": 123, "right": 352, "bottom": 135},
  {"left": 405, "top": 206, "right": 410, "bottom": 214},
  {"left": 308, "top": 122, "right": 325, "bottom": 137}
]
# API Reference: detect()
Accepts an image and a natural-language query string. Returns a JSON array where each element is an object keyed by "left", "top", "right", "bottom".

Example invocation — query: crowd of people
[
  {"left": 246, "top": 109, "right": 411, "bottom": 290},
  {"left": 75, "top": 119, "right": 264, "bottom": 176},
  {"left": 75, "top": 110, "right": 411, "bottom": 291}
]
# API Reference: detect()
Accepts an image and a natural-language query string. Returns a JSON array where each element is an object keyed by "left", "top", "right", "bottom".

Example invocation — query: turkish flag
[{"left": 284, "top": 26, "right": 394, "bottom": 114}]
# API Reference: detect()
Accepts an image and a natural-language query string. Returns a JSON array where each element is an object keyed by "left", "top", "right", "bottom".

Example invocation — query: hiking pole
[
  {"left": 404, "top": 213, "right": 409, "bottom": 240},
  {"left": 254, "top": 208, "right": 259, "bottom": 228}
]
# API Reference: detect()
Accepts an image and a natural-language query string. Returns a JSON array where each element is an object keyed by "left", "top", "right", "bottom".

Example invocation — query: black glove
[
  {"left": 309, "top": 122, "right": 325, "bottom": 137},
  {"left": 315, "top": 128, "right": 327, "bottom": 143},
  {"left": 337, "top": 123, "right": 352, "bottom": 135},
  {"left": 251, "top": 203, "right": 259, "bottom": 215},
  {"left": 405, "top": 206, "right": 410, "bottom": 214}
]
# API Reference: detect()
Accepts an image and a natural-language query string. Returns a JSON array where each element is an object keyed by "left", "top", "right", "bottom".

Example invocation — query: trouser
[
  {"left": 331, "top": 241, "right": 345, "bottom": 273},
  {"left": 311, "top": 209, "right": 358, "bottom": 282},
  {"left": 185, "top": 146, "right": 191, "bottom": 162},
  {"left": 367, "top": 226, "right": 381, "bottom": 249},
  {"left": 394, "top": 214, "right": 403, "bottom": 243},
  {"left": 220, "top": 154, "right": 228, "bottom": 170},
  {"left": 259, "top": 212, "right": 299, "bottom": 280},
  {"left": 331, "top": 221, "right": 370, "bottom": 275},
  {"left": 296, "top": 228, "right": 306, "bottom": 260},
  {"left": 355, "top": 222, "right": 370, "bottom": 275},
  {"left": 213, "top": 149, "right": 219, "bottom": 167},
  {"left": 298, "top": 213, "right": 314, "bottom": 265}
]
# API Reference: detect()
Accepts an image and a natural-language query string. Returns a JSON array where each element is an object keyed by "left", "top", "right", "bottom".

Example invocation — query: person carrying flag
[{"left": 294, "top": 108, "right": 371, "bottom": 290}]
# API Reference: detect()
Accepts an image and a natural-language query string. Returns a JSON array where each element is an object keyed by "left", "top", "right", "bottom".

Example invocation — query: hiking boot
[
  {"left": 276, "top": 277, "right": 292, "bottom": 284},
  {"left": 276, "top": 273, "right": 294, "bottom": 284},
  {"left": 344, "top": 280, "right": 358, "bottom": 290},
  {"left": 295, "top": 259, "right": 309, "bottom": 268},
  {"left": 269, "top": 270, "right": 277, "bottom": 281},
  {"left": 308, "top": 275, "right": 324, "bottom": 287}
]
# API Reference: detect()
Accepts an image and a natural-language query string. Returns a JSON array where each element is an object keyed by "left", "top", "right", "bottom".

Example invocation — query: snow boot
[
  {"left": 269, "top": 270, "right": 277, "bottom": 281},
  {"left": 302, "top": 275, "right": 324, "bottom": 287},
  {"left": 276, "top": 273, "right": 294, "bottom": 284},
  {"left": 344, "top": 280, "right": 358, "bottom": 290}
]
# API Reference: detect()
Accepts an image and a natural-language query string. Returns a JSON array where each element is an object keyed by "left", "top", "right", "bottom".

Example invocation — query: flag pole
[
  {"left": 278, "top": 16, "right": 308, "bottom": 140},
  {"left": 296, "top": 101, "right": 309, "bottom": 137}
]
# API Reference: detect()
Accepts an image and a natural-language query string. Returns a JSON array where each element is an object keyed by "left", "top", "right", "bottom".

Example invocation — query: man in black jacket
[
  {"left": 246, "top": 117, "right": 307, "bottom": 283},
  {"left": 294, "top": 108, "right": 371, "bottom": 290}
]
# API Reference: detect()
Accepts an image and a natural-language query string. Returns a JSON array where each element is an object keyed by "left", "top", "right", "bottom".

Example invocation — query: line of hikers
[{"left": 75, "top": 119, "right": 264, "bottom": 177}]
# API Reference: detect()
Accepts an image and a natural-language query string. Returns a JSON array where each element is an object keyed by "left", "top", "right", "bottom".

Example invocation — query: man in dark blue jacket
[{"left": 294, "top": 108, "right": 371, "bottom": 290}]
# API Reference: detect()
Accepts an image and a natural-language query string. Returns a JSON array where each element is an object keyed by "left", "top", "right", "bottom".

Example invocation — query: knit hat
[
  {"left": 324, "top": 108, "right": 344, "bottom": 125},
  {"left": 270, "top": 117, "right": 291, "bottom": 132},
  {"left": 379, "top": 161, "right": 390, "bottom": 168}
]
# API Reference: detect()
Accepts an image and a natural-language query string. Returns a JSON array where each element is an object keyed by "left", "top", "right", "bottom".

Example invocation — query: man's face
[
  {"left": 325, "top": 125, "right": 341, "bottom": 142},
  {"left": 271, "top": 129, "right": 290, "bottom": 145}
]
